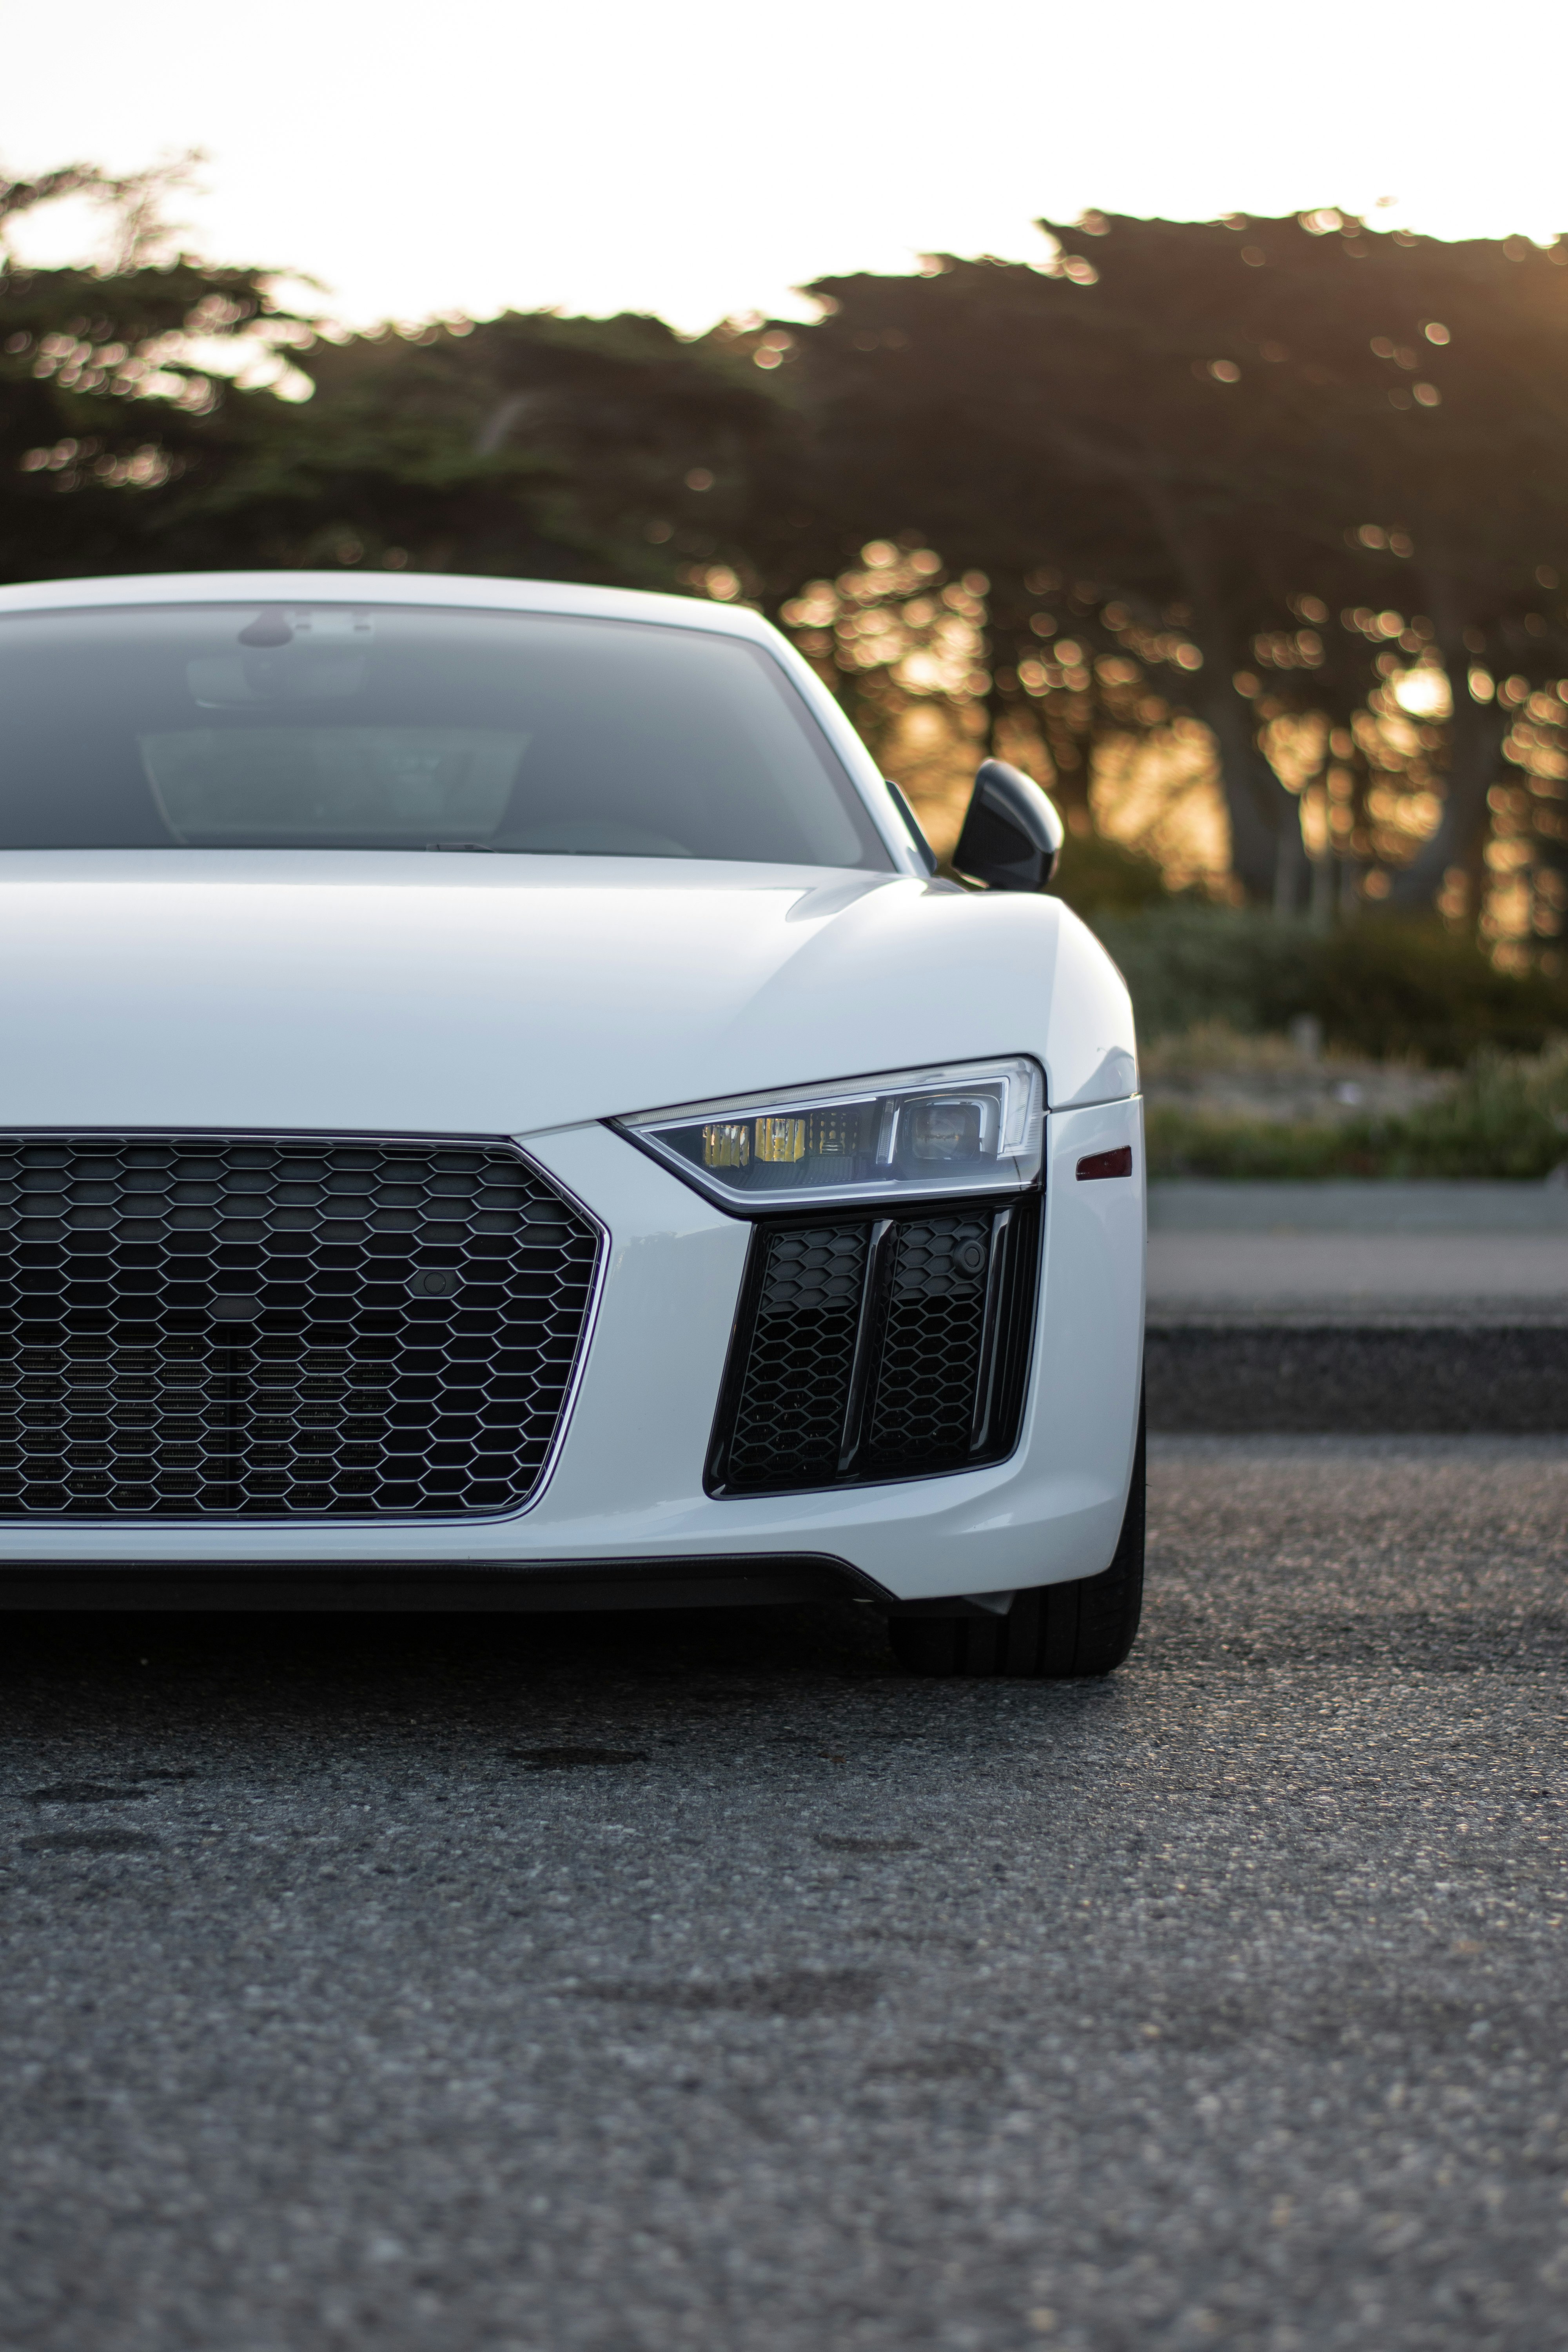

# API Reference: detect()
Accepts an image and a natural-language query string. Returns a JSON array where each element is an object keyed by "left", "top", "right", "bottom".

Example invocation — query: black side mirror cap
[
  {"left": 884, "top": 779, "right": 938, "bottom": 874},
  {"left": 953, "top": 759, "right": 1064, "bottom": 892}
]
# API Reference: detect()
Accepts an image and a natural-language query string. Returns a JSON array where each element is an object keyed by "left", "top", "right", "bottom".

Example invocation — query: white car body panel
[
  {"left": 0, "top": 851, "right": 1133, "bottom": 1132},
  {"left": 0, "top": 572, "right": 1144, "bottom": 1604}
]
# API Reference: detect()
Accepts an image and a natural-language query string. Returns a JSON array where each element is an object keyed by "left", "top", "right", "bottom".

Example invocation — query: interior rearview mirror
[{"left": 953, "top": 760, "right": 1064, "bottom": 892}]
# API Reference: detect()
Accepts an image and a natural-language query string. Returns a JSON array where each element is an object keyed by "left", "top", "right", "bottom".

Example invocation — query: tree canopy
[
  {"left": 5, "top": 174, "right": 1568, "bottom": 959},
  {"left": 754, "top": 211, "right": 1568, "bottom": 939}
]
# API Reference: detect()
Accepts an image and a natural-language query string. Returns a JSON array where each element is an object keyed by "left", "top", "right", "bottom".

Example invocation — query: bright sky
[{"left": 5, "top": 0, "right": 1568, "bottom": 333}]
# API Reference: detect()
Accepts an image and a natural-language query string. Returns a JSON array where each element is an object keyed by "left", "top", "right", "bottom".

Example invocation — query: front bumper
[{"left": 0, "top": 1104, "right": 1145, "bottom": 1605}]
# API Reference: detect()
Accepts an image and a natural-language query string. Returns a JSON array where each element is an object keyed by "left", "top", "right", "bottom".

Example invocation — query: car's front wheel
[{"left": 887, "top": 1401, "right": 1145, "bottom": 1679}]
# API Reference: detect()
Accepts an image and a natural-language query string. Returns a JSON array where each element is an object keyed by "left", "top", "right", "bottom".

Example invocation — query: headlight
[{"left": 617, "top": 1057, "right": 1045, "bottom": 1211}]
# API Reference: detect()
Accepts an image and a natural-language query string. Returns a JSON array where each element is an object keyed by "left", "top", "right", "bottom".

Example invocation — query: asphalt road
[
  {"left": 4, "top": 1439, "right": 1568, "bottom": 2352},
  {"left": 1147, "top": 1230, "right": 1568, "bottom": 1316}
]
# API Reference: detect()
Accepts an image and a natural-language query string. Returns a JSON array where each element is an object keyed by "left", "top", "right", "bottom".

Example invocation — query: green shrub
[
  {"left": 1048, "top": 831, "right": 1171, "bottom": 916},
  {"left": 1094, "top": 906, "right": 1316, "bottom": 1039},
  {"left": 1094, "top": 906, "right": 1568, "bottom": 1064},
  {"left": 1307, "top": 923, "right": 1568, "bottom": 1064},
  {"left": 1146, "top": 1042, "right": 1568, "bottom": 1179}
]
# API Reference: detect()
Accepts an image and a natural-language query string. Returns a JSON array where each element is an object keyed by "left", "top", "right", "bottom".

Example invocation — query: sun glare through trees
[{"left": 6, "top": 172, "right": 1568, "bottom": 967}]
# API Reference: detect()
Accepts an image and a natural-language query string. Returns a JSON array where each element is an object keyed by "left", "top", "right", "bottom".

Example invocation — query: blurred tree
[
  {"left": 756, "top": 214, "right": 1568, "bottom": 940},
  {"left": 197, "top": 309, "right": 789, "bottom": 586},
  {"left": 0, "top": 156, "right": 319, "bottom": 580},
  {"left": 0, "top": 162, "right": 791, "bottom": 595},
  {"left": 13, "top": 163, "right": 1568, "bottom": 957}
]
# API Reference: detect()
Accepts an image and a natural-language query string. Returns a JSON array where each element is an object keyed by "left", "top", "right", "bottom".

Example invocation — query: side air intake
[{"left": 706, "top": 1194, "right": 1038, "bottom": 1497}]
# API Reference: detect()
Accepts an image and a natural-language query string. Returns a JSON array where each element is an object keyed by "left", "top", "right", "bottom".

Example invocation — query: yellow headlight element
[
  {"left": 754, "top": 1116, "right": 806, "bottom": 1163},
  {"left": 702, "top": 1121, "right": 751, "bottom": 1169}
]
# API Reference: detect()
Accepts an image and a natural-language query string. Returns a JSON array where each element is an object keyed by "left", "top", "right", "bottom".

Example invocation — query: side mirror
[{"left": 953, "top": 759, "right": 1064, "bottom": 892}]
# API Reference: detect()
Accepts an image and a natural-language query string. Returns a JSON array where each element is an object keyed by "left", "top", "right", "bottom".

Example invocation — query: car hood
[{"left": 0, "top": 852, "right": 1133, "bottom": 1134}]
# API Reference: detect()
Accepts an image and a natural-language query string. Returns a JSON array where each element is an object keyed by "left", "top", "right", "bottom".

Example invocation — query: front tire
[{"left": 888, "top": 1399, "right": 1145, "bottom": 1679}]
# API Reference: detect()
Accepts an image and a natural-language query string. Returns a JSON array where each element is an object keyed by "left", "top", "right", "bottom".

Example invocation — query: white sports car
[{"left": 0, "top": 572, "right": 1145, "bottom": 1676}]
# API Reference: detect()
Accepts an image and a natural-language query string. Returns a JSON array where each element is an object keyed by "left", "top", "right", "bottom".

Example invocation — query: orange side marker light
[{"left": 1076, "top": 1146, "right": 1133, "bottom": 1180}]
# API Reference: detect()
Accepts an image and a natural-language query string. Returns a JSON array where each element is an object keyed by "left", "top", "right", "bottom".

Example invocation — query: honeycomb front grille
[
  {"left": 0, "top": 1136, "right": 601, "bottom": 1518},
  {"left": 708, "top": 1194, "right": 1039, "bottom": 1497}
]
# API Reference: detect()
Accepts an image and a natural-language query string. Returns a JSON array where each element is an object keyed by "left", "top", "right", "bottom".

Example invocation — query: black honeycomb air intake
[
  {"left": 707, "top": 1194, "right": 1039, "bottom": 1497},
  {"left": 0, "top": 1136, "right": 601, "bottom": 1519},
  {"left": 722, "top": 1225, "right": 868, "bottom": 1488}
]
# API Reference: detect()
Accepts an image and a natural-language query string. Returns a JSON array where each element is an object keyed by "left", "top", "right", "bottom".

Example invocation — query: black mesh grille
[
  {"left": 0, "top": 1136, "right": 601, "bottom": 1519},
  {"left": 709, "top": 1195, "right": 1038, "bottom": 1497},
  {"left": 865, "top": 1214, "right": 992, "bottom": 1467},
  {"left": 725, "top": 1225, "right": 867, "bottom": 1486}
]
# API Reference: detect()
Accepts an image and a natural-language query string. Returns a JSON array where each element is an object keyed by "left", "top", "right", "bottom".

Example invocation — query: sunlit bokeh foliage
[
  {"left": 7, "top": 171, "right": 1568, "bottom": 963},
  {"left": 734, "top": 210, "right": 1568, "bottom": 965}
]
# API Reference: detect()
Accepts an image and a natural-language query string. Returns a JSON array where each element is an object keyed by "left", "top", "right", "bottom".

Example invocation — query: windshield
[{"left": 0, "top": 601, "right": 891, "bottom": 867}]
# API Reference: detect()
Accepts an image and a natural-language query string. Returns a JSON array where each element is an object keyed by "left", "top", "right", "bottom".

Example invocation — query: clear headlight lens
[{"left": 617, "top": 1057, "right": 1045, "bottom": 1211}]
